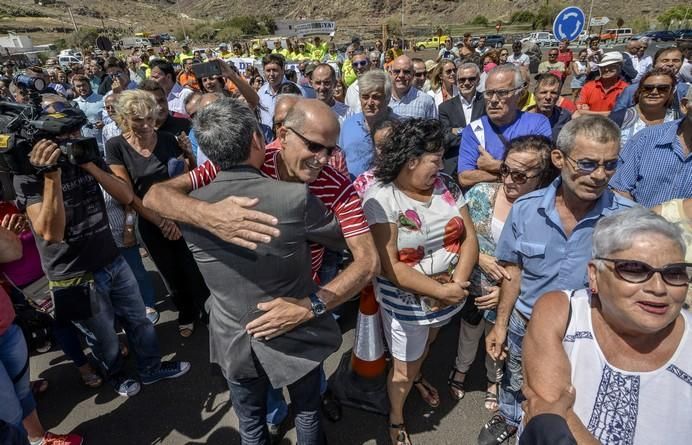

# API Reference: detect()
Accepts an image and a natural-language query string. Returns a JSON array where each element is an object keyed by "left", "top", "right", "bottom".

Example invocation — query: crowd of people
[{"left": 0, "top": 30, "right": 691, "bottom": 445}]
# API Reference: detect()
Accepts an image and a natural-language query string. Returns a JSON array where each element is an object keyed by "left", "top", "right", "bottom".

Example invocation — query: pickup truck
[{"left": 415, "top": 35, "right": 451, "bottom": 50}]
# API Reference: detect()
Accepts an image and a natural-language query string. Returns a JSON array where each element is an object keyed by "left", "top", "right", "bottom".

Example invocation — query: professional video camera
[{"left": 0, "top": 75, "right": 101, "bottom": 175}]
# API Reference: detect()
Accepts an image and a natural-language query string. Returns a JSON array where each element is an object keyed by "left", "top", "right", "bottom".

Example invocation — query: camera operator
[{"left": 13, "top": 128, "right": 191, "bottom": 397}]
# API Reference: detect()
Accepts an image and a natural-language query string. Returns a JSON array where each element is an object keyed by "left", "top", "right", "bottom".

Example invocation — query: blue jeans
[
  {"left": 0, "top": 324, "right": 35, "bottom": 435},
  {"left": 266, "top": 366, "right": 328, "bottom": 426},
  {"left": 498, "top": 309, "right": 528, "bottom": 427},
  {"left": 229, "top": 354, "right": 325, "bottom": 445},
  {"left": 73, "top": 255, "right": 161, "bottom": 377},
  {"left": 119, "top": 245, "right": 156, "bottom": 309}
]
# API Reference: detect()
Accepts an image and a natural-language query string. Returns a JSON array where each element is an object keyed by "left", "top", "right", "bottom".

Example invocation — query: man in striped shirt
[{"left": 144, "top": 100, "right": 379, "bottom": 426}]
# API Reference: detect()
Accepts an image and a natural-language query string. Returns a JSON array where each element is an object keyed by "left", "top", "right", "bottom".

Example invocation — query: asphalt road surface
[{"left": 30, "top": 257, "right": 500, "bottom": 445}]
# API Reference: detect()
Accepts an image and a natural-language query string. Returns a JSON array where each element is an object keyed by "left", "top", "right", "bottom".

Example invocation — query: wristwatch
[{"left": 308, "top": 292, "right": 327, "bottom": 318}]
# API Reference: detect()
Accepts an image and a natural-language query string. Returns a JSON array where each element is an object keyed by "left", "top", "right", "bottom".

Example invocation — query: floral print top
[{"left": 363, "top": 174, "right": 468, "bottom": 325}]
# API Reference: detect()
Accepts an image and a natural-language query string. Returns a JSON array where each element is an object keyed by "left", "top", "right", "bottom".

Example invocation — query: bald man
[{"left": 388, "top": 55, "right": 437, "bottom": 118}]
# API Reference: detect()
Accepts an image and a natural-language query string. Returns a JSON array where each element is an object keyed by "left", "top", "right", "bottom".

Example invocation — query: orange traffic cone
[{"left": 351, "top": 283, "right": 386, "bottom": 378}]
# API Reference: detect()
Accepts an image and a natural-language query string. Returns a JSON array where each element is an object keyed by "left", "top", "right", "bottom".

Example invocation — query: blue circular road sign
[{"left": 553, "top": 6, "right": 586, "bottom": 42}]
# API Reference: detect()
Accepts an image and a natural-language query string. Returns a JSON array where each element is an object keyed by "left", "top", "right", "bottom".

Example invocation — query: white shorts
[{"left": 380, "top": 309, "right": 449, "bottom": 362}]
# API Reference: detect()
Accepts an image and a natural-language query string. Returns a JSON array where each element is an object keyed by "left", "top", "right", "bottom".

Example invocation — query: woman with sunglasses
[
  {"left": 609, "top": 68, "right": 678, "bottom": 146},
  {"left": 449, "top": 135, "right": 557, "bottom": 411},
  {"left": 427, "top": 60, "right": 459, "bottom": 107},
  {"left": 523, "top": 207, "right": 692, "bottom": 444},
  {"left": 363, "top": 119, "right": 478, "bottom": 445},
  {"left": 498, "top": 48, "right": 509, "bottom": 64}
]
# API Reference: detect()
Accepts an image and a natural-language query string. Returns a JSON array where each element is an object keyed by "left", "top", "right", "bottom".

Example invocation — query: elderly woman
[
  {"left": 524, "top": 207, "right": 692, "bottom": 444},
  {"left": 609, "top": 68, "right": 679, "bottom": 145},
  {"left": 363, "top": 119, "right": 478, "bottom": 445},
  {"left": 106, "top": 90, "right": 209, "bottom": 338},
  {"left": 339, "top": 70, "right": 398, "bottom": 179},
  {"left": 449, "top": 135, "right": 557, "bottom": 411},
  {"left": 427, "top": 60, "right": 459, "bottom": 107}
]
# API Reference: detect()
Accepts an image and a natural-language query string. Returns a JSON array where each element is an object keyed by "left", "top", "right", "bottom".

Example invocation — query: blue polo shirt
[
  {"left": 495, "top": 177, "right": 636, "bottom": 317},
  {"left": 458, "top": 112, "right": 551, "bottom": 173},
  {"left": 339, "top": 112, "right": 375, "bottom": 178},
  {"left": 257, "top": 79, "right": 305, "bottom": 128},
  {"left": 610, "top": 119, "right": 692, "bottom": 208}
]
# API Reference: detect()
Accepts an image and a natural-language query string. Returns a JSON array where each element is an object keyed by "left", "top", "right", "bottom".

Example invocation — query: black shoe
[
  {"left": 321, "top": 390, "right": 342, "bottom": 422},
  {"left": 267, "top": 415, "right": 289, "bottom": 445},
  {"left": 478, "top": 414, "right": 517, "bottom": 445}
]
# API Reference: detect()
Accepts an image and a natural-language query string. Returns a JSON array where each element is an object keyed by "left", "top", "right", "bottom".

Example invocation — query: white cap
[{"left": 597, "top": 52, "right": 624, "bottom": 67}]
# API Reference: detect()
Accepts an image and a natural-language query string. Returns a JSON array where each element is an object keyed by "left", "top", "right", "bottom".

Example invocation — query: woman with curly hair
[{"left": 362, "top": 118, "right": 479, "bottom": 445}]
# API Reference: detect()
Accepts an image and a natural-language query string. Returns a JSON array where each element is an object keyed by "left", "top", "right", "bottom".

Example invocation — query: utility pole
[{"left": 67, "top": 7, "right": 79, "bottom": 32}]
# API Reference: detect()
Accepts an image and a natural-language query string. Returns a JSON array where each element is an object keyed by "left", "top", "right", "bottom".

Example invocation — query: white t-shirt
[
  {"left": 363, "top": 175, "right": 467, "bottom": 325},
  {"left": 507, "top": 53, "right": 530, "bottom": 67}
]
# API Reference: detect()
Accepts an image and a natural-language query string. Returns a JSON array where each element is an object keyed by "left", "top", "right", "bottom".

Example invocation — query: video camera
[{"left": 0, "top": 75, "right": 101, "bottom": 175}]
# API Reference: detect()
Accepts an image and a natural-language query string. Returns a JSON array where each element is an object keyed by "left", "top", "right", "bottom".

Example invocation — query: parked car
[
  {"left": 673, "top": 29, "right": 692, "bottom": 38},
  {"left": 119, "top": 37, "right": 152, "bottom": 49},
  {"left": 415, "top": 35, "right": 451, "bottom": 50},
  {"left": 633, "top": 30, "right": 677, "bottom": 42},
  {"left": 675, "top": 31, "right": 692, "bottom": 45},
  {"left": 471, "top": 34, "right": 506, "bottom": 48},
  {"left": 521, "top": 32, "right": 558, "bottom": 47},
  {"left": 599, "top": 28, "right": 633, "bottom": 42}
]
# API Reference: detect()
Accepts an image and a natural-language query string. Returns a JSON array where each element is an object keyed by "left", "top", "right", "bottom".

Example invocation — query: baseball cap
[
  {"left": 597, "top": 52, "right": 624, "bottom": 67},
  {"left": 304, "top": 63, "right": 317, "bottom": 77}
]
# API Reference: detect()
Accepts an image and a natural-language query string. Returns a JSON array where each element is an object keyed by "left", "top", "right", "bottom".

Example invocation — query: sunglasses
[
  {"left": 352, "top": 60, "right": 369, "bottom": 69},
  {"left": 458, "top": 76, "right": 478, "bottom": 84},
  {"left": 595, "top": 257, "right": 692, "bottom": 287},
  {"left": 564, "top": 154, "right": 618, "bottom": 173},
  {"left": 414, "top": 71, "right": 427, "bottom": 78},
  {"left": 444, "top": 68, "right": 457, "bottom": 75},
  {"left": 500, "top": 164, "right": 541, "bottom": 184},
  {"left": 286, "top": 127, "right": 335, "bottom": 156},
  {"left": 641, "top": 84, "right": 672, "bottom": 94}
]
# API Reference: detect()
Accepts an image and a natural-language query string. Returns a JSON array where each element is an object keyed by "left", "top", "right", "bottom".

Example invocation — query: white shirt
[
  {"left": 427, "top": 85, "right": 459, "bottom": 108},
  {"left": 562, "top": 289, "right": 692, "bottom": 445},
  {"left": 345, "top": 79, "right": 361, "bottom": 116},
  {"left": 459, "top": 93, "right": 475, "bottom": 126},
  {"left": 507, "top": 53, "right": 530, "bottom": 67},
  {"left": 635, "top": 55, "right": 652, "bottom": 83},
  {"left": 167, "top": 83, "right": 193, "bottom": 116}
]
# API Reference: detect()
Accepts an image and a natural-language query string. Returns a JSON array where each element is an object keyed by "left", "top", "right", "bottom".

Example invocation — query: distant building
[{"left": 0, "top": 32, "right": 34, "bottom": 54}]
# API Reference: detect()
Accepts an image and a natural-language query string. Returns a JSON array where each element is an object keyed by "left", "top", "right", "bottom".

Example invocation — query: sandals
[
  {"left": 413, "top": 375, "right": 440, "bottom": 408},
  {"left": 389, "top": 422, "right": 412, "bottom": 445},
  {"left": 448, "top": 367, "right": 466, "bottom": 401},
  {"left": 179, "top": 322, "right": 194, "bottom": 338},
  {"left": 31, "top": 379, "right": 49, "bottom": 397},
  {"left": 79, "top": 367, "right": 103, "bottom": 389},
  {"left": 484, "top": 383, "right": 499, "bottom": 412}
]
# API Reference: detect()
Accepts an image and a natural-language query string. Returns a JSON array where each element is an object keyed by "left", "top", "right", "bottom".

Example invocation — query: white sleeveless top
[{"left": 563, "top": 289, "right": 692, "bottom": 445}]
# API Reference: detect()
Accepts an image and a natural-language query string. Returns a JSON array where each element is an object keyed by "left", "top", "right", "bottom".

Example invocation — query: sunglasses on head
[
  {"left": 500, "top": 163, "right": 541, "bottom": 184},
  {"left": 286, "top": 127, "right": 335, "bottom": 156},
  {"left": 641, "top": 84, "right": 672, "bottom": 94},
  {"left": 352, "top": 60, "right": 369, "bottom": 68},
  {"left": 595, "top": 257, "right": 692, "bottom": 286},
  {"left": 564, "top": 154, "right": 618, "bottom": 173}
]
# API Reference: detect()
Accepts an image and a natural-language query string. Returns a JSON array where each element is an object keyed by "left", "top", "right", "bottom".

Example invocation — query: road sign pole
[{"left": 586, "top": 0, "right": 595, "bottom": 37}]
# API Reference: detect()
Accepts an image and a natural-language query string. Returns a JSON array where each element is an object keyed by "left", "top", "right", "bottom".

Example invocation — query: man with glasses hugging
[
  {"left": 457, "top": 64, "right": 551, "bottom": 189},
  {"left": 439, "top": 63, "right": 486, "bottom": 175},
  {"left": 477, "top": 115, "right": 636, "bottom": 445}
]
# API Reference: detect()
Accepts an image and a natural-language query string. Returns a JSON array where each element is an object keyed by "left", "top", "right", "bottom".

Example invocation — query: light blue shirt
[
  {"left": 257, "top": 79, "right": 305, "bottom": 127},
  {"left": 610, "top": 119, "right": 692, "bottom": 208},
  {"left": 74, "top": 92, "right": 104, "bottom": 147},
  {"left": 339, "top": 110, "right": 399, "bottom": 178},
  {"left": 495, "top": 177, "right": 636, "bottom": 317},
  {"left": 389, "top": 86, "right": 437, "bottom": 119}
]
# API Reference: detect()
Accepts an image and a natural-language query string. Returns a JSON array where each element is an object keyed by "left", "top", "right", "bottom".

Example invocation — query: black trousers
[{"left": 138, "top": 216, "right": 209, "bottom": 325}]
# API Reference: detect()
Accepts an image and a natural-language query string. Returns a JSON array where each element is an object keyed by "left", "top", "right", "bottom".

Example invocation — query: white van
[
  {"left": 120, "top": 37, "right": 152, "bottom": 49},
  {"left": 600, "top": 28, "right": 633, "bottom": 43},
  {"left": 58, "top": 55, "right": 82, "bottom": 68}
]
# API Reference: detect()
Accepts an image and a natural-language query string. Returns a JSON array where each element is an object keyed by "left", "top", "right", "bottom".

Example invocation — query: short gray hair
[
  {"left": 556, "top": 115, "right": 621, "bottom": 155},
  {"left": 457, "top": 62, "right": 481, "bottom": 77},
  {"left": 487, "top": 64, "right": 523, "bottom": 88},
  {"left": 592, "top": 208, "right": 686, "bottom": 265},
  {"left": 193, "top": 98, "right": 259, "bottom": 169},
  {"left": 359, "top": 70, "right": 392, "bottom": 103}
]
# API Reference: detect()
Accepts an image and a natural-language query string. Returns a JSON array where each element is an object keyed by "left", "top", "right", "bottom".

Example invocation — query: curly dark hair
[
  {"left": 502, "top": 135, "right": 558, "bottom": 188},
  {"left": 633, "top": 67, "right": 676, "bottom": 107},
  {"left": 373, "top": 118, "right": 445, "bottom": 184}
]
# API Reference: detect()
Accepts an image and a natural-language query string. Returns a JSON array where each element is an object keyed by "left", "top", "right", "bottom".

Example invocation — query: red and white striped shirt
[{"left": 188, "top": 148, "right": 370, "bottom": 279}]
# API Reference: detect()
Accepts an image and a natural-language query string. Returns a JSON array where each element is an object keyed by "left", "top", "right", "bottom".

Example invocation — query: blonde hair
[
  {"left": 430, "top": 60, "right": 456, "bottom": 92},
  {"left": 113, "top": 89, "right": 158, "bottom": 133}
]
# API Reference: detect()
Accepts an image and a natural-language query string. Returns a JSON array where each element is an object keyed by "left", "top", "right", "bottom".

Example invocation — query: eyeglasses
[
  {"left": 641, "top": 84, "right": 672, "bottom": 94},
  {"left": 391, "top": 69, "right": 412, "bottom": 76},
  {"left": 483, "top": 86, "right": 522, "bottom": 100},
  {"left": 286, "top": 127, "right": 335, "bottom": 156},
  {"left": 500, "top": 164, "right": 542, "bottom": 184},
  {"left": 444, "top": 68, "right": 457, "bottom": 75},
  {"left": 457, "top": 76, "right": 478, "bottom": 84},
  {"left": 564, "top": 154, "right": 618, "bottom": 173},
  {"left": 352, "top": 60, "right": 369, "bottom": 69},
  {"left": 595, "top": 257, "right": 692, "bottom": 286},
  {"left": 414, "top": 71, "right": 427, "bottom": 78}
]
